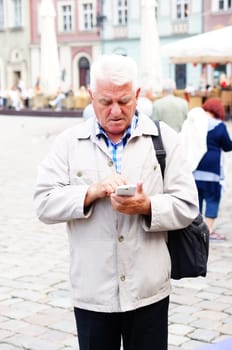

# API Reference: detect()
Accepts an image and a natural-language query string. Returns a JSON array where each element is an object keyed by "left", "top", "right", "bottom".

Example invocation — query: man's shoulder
[
  {"left": 56, "top": 118, "right": 94, "bottom": 142},
  {"left": 153, "top": 96, "right": 166, "bottom": 105},
  {"left": 154, "top": 94, "right": 184, "bottom": 105},
  {"left": 174, "top": 95, "right": 188, "bottom": 106}
]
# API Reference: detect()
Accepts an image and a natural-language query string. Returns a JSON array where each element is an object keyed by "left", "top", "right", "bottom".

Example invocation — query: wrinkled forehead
[{"left": 93, "top": 80, "right": 134, "bottom": 94}]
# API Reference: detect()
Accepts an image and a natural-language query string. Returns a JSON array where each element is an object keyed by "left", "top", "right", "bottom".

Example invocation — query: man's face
[{"left": 89, "top": 80, "right": 140, "bottom": 142}]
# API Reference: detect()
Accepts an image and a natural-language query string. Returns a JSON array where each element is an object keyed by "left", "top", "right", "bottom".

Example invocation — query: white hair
[
  {"left": 90, "top": 54, "right": 138, "bottom": 92},
  {"left": 162, "top": 79, "right": 176, "bottom": 94}
]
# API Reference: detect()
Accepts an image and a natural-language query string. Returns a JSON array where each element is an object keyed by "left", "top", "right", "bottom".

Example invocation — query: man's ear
[
  {"left": 136, "top": 88, "right": 141, "bottom": 100},
  {"left": 88, "top": 89, "right": 93, "bottom": 101}
]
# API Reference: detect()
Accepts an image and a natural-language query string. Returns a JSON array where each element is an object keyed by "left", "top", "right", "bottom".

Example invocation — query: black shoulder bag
[{"left": 152, "top": 120, "right": 209, "bottom": 280}]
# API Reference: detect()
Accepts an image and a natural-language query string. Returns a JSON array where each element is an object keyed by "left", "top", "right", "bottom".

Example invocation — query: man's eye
[
  {"left": 98, "top": 98, "right": 131, "bottom": 106},
  {"left": 119, "top": 99, "right": 130, "bottom": 105},
  {"left": 120, "top": 101, "right": 128, "bottom": 105},
  {"left": 100, "top": 100, "right": 111, "bottom": 106}
]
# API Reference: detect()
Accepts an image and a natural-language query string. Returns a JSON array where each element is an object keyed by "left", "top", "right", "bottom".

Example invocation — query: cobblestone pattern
[{"left": 0, "top": 116, "right": 231, "bottom": 350}]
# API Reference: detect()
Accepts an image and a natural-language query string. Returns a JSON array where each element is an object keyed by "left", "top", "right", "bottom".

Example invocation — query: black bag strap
[{"left": 152, "top": 120, "right": 166, "bottom": 179}]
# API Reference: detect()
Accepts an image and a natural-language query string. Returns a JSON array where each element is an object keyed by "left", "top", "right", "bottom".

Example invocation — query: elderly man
[{"left": 34, "top": 54, "right": 198, "bottom": 350}]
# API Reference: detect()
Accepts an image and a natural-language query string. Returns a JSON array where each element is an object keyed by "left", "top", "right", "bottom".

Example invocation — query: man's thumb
[{"left": 137, "top": 182, "right": 143, "bottom": 193}]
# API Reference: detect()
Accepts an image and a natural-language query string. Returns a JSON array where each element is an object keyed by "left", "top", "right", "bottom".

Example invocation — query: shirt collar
[{"left": 95, "top": 112, "right": 139, "bottom": 145}]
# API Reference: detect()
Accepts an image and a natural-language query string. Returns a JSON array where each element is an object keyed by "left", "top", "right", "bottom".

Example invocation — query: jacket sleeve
[
  {"left": 33, "top": 131, "right": 92, "bottom": 224},
  {"left": 147, "top": 122, "right": 199, "bottom": 232},
  {"left": 219, "top": 123, "right": 232, "bottom": 151}
]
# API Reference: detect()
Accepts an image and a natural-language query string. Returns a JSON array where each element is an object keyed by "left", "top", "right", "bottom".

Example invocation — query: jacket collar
[{"left": 74, "top": 111, "right": 159, "bottom": 141}]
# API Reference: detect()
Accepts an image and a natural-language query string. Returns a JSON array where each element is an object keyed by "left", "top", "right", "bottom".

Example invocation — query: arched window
[{"left": 78, "top": 57, "right": 90, "bottom": 87}]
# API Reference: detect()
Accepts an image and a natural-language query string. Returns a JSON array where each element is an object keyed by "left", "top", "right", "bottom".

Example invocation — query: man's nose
[{"left": 111, "top": 102, "right": 121, "bottom": 115}]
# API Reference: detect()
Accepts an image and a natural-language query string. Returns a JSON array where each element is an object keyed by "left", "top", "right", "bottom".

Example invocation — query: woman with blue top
[{"left": 193, "top": 98, "right": 232, "bottom": 240}]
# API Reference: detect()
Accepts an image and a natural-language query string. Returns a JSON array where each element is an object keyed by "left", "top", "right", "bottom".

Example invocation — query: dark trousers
[{"left": 74, "top": 296, "right": 169, "bottom": 350}]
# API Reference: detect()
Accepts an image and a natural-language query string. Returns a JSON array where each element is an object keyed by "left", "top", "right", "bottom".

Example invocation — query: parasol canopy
[
  {"left": 161, "top": 26, "right": 232, "bottom": 64},
  {"left": 139, "top": 0, "right": 162, "bottom": 94},
  {"left": 40, "top": 0, "right": 60, "bottom": 94}
]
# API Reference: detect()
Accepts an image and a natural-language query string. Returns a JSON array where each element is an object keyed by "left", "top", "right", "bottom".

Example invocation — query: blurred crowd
[
  {"left": 0, "top": 79, "right": 90, "bottom": 112},
  {"left": 1, "top": 71, "right": 232, "bottom": 115}
]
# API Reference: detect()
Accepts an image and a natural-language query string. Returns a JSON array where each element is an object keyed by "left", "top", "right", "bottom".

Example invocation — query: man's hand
[
  {"left": 110, "top": 182, "right": 151, "bottom": 216},
  {"left": 84, "top": 173, "right": 127, "bottom": 208}
]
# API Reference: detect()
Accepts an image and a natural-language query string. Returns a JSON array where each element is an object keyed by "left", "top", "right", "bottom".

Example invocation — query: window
[
  {"left": 0, "top": 0, "right": 4, "bottom": 29},
  {"left": 219, "top": 0, "right": 224, "bottom": 8},
  {"left": 176, "top": 0, "right": 189, "bottom": 19},
  {"left": 212, "top": 0, "right": 232, "bottom": 11},
  {"left": 62, "top": 5, "right": 72, "bottom": 32},
  {"left": 57, "top": 1, "right": 74, "bottom": 33},
  {"left": 117, "top": 0, "right": 128, "bottom": 25},
  {"left": 83, "top": 3, "right": 93, "bottom": 30},
  {"left": 12, "top": 0, "right": 22, "bottom": 27},
  {"left": 79, "top": 57, "right": 90, "bottom": 86},
  {"left": 155, "top": 2, "right": 158, "bottom": 18},
  {"left": 78, "top": 1, "right": 96, "bottom": 31},
  {"left": 175, "top": 64, "right": 186, "bottom": 89},
  {"left": 219, "top": 0, "right": 232, "bottom": 10}
]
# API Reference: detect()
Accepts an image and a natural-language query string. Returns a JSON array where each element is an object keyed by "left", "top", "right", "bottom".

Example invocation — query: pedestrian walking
[
  {"left": 151, "top": 79, "right": 188, "bottom": 132},
  {"left": 34, "top": 54, "right": 198, "bottom": 350},
  {"left": 192, "top": 98, "right": 232, "bottom": 240}
]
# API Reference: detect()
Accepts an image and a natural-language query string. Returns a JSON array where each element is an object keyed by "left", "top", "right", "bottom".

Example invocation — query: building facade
[
  {"left": 100, "top": 0, "right": 204, "bottom": 89},
  {"left": 203, "top": 0, "right": 232, "bottom": 86},
  {"left": 30, "top": 0, "right": 101, "bottom": 92},
  {"left": 0, "top": 0, "right": 232, "bottom": 94},
  {"left": 157, "top": 0, "right": 232, "bottom": 89},
  {"left": 101, "top": 0, "right": 232, "bottom": 90},
  {"left": 0, "top": 0, "right": 102, "bottom": 93},
  {"left": 0, "top": 0, "right": 31, "bottom": 91},
  {"left": 157, "top": 0, "right": 203, "bottom": 89}
]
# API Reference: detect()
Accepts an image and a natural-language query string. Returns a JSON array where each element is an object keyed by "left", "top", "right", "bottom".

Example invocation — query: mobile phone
[{"left": 116, "top": 184, "right": 136, "bottom": 196}]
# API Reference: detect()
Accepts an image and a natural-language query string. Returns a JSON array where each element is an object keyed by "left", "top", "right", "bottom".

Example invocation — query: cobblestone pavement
[{"left": 0, "top": 115, "right": 231, "bottom": 350}]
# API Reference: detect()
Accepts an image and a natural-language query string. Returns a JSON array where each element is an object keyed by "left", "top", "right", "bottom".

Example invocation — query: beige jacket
[{"left": 34, "top": 113, "right": 198, "bottom": 312}]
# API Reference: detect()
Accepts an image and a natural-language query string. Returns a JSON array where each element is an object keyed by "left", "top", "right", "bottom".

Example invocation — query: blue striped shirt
[{"left": 96, "top": 114, "right": 138, "bottom": 173}]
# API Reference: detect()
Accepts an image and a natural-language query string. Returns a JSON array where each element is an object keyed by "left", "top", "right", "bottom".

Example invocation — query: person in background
[
  {"left": 0, "top": 89, "right": 7, "bottom": 109},
  {"left": 82, "top": 102, "right": 95, "bottom": 120},
  {"left": 228, "top": 75, "right": 232, "bottom": 89},
  {"left": 137, "top": 88, "right": 154, "bottom": 117},
  {"left": 219, "top": 73, "right": 228, "bottom": 89},
  {"left": 49, "top": 86, "right": 65, "bottom": 111},
  {"left": 137, "top": 95, "right": 153, "bottom": 117},
  {"left": 8, "top": 84, "right": 23, "bottom": 111},
  {"left": 34, "top": 77, "right": 41, "bottom": 94},
  {"left": 21, "top": 86, "right": 34, "bottom": 108},
  {"left": 180, "top": 106, "right": 208, "bottom": 173},
  {"left": 34, "top": 54, "right": 198, "bottom": 350},
  {"left": 75, "top": 85, "right": 90, "bottom": 109},
  {"left": 193, "top": 98, "right": 232, "bottom": 240},
  {"left": 151, "top": 79, "right": 188, "bottom": 132}
]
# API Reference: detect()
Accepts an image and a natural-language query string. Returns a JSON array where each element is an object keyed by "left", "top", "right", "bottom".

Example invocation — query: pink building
[
  {"left": 202, "top": 0, "right": 232, "bottom": 85},
  {"left": 204, "top": 0, "right": 232, "bottom": 32},
  {"left": 29, "top": 0, "right": 101, "bottom": 92}
]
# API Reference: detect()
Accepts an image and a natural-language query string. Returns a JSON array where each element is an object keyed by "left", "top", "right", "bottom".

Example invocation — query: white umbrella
[
  {"left": 40, "top": 0, "right": 60, "bottom": 95},
  {"left": 139, "top": 0, "right": 162, "bottom": 95},
  {"left": 161, "top": 26, "right": 232, "bottom": 64}
]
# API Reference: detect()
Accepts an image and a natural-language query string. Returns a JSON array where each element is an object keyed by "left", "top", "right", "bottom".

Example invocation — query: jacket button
[
  {"left": 118, "top": 235, "right": 124, "bottom": 242},
  {"left": 120, "top": 275, "right": 125, "bottom": 282},
  {"left": 108, "top": 160, "right": 114, "bottom": 167},
  {"left": 76, "top": 171, "right": 83, "bottom": 177}
]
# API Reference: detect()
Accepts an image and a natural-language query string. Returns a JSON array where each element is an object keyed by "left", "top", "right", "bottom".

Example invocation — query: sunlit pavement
[{"left": 0, "top": 115, "right": 231, "bottom": 350}]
